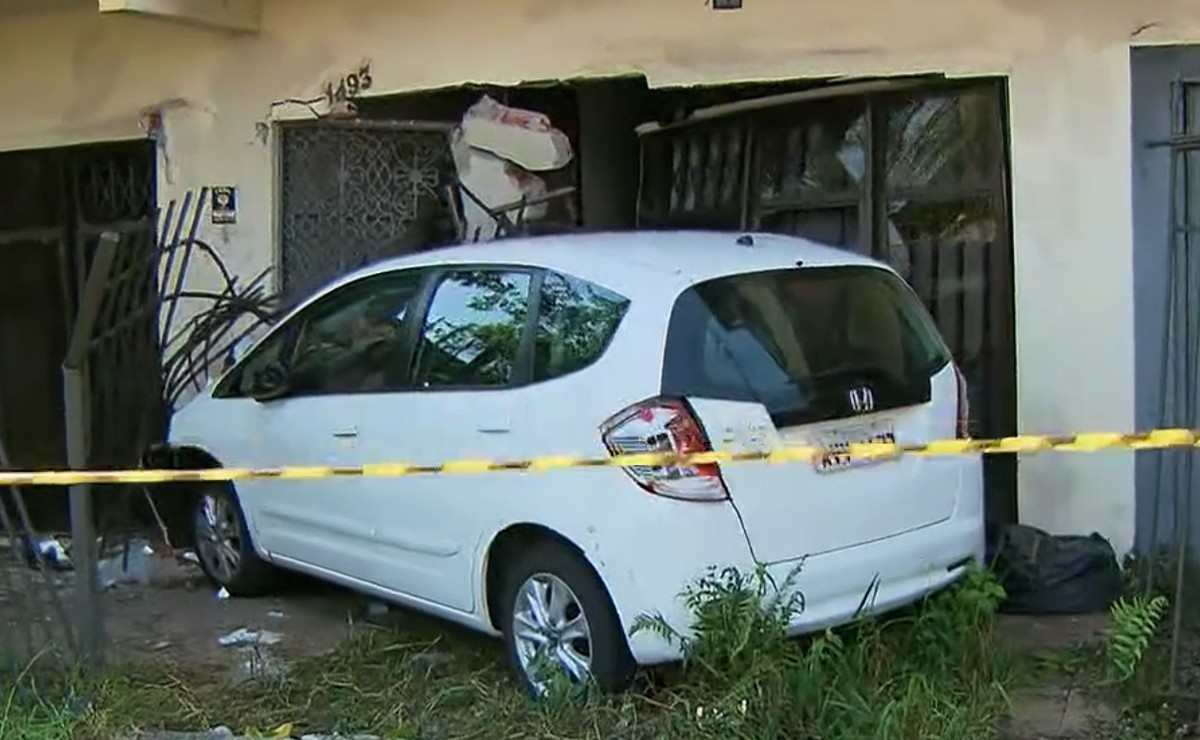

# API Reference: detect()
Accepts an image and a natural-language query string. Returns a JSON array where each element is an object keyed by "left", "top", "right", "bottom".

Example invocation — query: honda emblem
[{"left": 848, "top": 386, "right": 875, "bottom": 414}]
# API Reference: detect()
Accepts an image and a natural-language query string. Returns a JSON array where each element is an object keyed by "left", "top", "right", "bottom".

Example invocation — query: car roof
[{"left": 328, "top": 230, "right": 886, "bottom": 299}]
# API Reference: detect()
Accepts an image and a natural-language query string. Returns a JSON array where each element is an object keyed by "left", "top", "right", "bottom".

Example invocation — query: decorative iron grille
[
  {"left": 640, "top": 120, "right": 749, "bottom": 226},
  {"left": 68, "top": 144, "right": 160, "bottom": 475},
  {"left": 72, "top": 148, "right": 154, "bottom": 226},
  {"left": 278, "top": 120, "right": 456, "bottom": 304}
]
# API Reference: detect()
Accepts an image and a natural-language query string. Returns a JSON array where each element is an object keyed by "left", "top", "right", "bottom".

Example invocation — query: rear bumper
[
  {"left": 776, "top": 515, "right": 983, "bottom": 637},
  {"left": 620, "top": 508, "right": 984, "bottom": 665}
]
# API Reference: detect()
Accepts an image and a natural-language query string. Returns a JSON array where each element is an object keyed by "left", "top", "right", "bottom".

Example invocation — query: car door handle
[
  {"left": 476, "top": 427, "right": 510, "bottom": 434},
  {"left": 332, "top": 429, "right": 359, "bottom": 439}
]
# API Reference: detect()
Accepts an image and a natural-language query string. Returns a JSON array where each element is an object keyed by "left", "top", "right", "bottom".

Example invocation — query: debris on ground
[
  {"left": 3, "top": 530, "right": 210, "bottom": 590},
  {"left": 217, "top": 627, "right": 287, "bottom": 683},
  {"left": 97, "top": 538, "right": 157, "bottom": 589},
  {"left": 217, "top": 627, "right": 282, "bottom": 647},
  {"left": 23, "top": 534, "right": 73, "bottom": 571},
  {"left": 0, "top": 531, "right": 73, "bottom": 571},
  {"left": 989, "top": 524, "right": 1122, "bottom": 615}
]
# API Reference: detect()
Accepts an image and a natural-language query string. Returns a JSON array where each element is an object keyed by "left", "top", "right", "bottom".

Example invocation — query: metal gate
[
  {"left": 1140, "top": 78, "right": 1200, "bottom": 701},
  {"left": 638, "top": 79, "right": 1018, "bottom": 522},
  {"left": 277, "top": 119, "right": 456, "bottom": 305},
  {"left": 0, "top": 141, "right": 155, "bottom": 519},
  {"left": 0, "top": 139, "right": 155, "bottom": 668},
  {"left": 70, "top": 144, "right": 161, "bottom": 474}
]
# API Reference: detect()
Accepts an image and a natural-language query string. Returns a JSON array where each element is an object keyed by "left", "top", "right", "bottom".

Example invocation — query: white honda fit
[{"left": 162, "top": 231, "right": 984, "bottom": 694}]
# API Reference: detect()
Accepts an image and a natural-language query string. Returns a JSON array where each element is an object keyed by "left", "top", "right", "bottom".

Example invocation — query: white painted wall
[
  {"left": 3, "top": 0, "right": 1199, "bottom": 556},
  {"left": 1008, "top": 40, "right": 1140, "bottom": 554}
]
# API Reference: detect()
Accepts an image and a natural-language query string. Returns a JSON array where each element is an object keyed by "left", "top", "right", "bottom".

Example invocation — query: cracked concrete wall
[{"left": 3, "top": 0, "right": 1200, "bottom": 553}]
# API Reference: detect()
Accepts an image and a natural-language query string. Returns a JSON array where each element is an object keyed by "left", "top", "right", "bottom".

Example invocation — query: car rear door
[{"left": 661, "top": 264, "right": 966, "bottom": 564}]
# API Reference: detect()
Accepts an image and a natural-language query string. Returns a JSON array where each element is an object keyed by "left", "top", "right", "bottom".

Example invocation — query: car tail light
[
  {"left": 954, "top": 364, "right": 970, "bottom": 439},
  {"left": 599, "top": 397, "right": 729, "bottom": 502}
]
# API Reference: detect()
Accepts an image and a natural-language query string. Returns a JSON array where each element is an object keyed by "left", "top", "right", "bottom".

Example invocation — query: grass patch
[
  {"left": 6, "top": 566, "right": 1015, "bottom": 739},
  {"left": 1, "top": 655, "right": 89, "bottom": 740}
]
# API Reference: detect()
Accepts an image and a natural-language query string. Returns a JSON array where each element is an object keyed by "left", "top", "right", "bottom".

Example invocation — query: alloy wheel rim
[
  {"left": 512, "top": 572, "right": 593, "bottom": 693},
  {"left": 195, "top": 493, "right": 242, "bottom": 584}
]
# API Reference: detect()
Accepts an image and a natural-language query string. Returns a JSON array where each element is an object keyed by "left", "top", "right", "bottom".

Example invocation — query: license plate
[{"left": 812, "top": 422, "right": 898, "bottom": 474}]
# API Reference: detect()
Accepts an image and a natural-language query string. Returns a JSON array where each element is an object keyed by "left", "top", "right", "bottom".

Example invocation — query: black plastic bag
[{"left": 988, "top": 523, "right": 1122, "bottom": 615}]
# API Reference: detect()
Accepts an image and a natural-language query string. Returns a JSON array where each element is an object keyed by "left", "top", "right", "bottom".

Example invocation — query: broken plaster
[{"left": 138, "top": 97, "right": 214, "bottom": 187}]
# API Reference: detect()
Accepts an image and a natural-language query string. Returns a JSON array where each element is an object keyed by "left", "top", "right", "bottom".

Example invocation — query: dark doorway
[
  {"left": 637, "top": 78, "right": 1018, "bottom": 526},
  {"left": 0, "top": 139, "right": 155, "bottom": 530}
]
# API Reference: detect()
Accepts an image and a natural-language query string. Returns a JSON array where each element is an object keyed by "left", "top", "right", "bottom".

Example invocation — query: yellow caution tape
[{"left": 0, "top": 428, "right": 1196, "bottom": 488}]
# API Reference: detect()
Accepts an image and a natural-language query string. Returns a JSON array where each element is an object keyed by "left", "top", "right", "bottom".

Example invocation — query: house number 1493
[{"left": 325, "top": 64, "right": 373, "bottom": 104}]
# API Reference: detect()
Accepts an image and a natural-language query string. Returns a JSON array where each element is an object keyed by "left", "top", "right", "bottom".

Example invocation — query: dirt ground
[
  {"left": 102, "top": 567, "right": 361, "bottom": 673},
  {"left": 995, "top": 611, "right": 1112, "bottom": 654},
  {"left": 5, "top": 548, "right": 1116, "bottom": 669},
  {"left": 1, "top": 550, "right": 369, "bottom": 680},
  {"left": 995, "top": 612, "right": 1121, "bottom": 739}
]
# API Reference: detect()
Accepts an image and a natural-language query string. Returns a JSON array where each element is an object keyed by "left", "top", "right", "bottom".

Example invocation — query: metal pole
[
  {"left": 63, "top": 232, "right": 120, "bottom": 666},
  {"left": 64, "top": 366, "right": 101, "bottom": 663}
]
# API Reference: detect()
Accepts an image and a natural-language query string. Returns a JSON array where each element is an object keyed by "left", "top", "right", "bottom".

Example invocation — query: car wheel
[
  {"left": 192, "top": 484, "right": 275, "bottom": 596},
  {"left": 500, "top": 539, "right": 636, "bottom": 696}
]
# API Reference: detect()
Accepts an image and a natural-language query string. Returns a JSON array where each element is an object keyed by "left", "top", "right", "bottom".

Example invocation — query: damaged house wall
[{"left": 1, "top": 0, "right": 1200, "bottom": 557}]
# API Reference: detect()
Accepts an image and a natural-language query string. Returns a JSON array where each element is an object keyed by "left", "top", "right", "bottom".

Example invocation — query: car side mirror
[{"left": 249, "top": 360, "right": 290, "bottom": 403}]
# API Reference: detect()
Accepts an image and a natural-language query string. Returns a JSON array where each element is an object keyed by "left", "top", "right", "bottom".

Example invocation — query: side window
[
  {"left": 533, "top": 271, "right": 630, "bottom": 382},
  {"left": 412, "top": 270, "right": 532, "bottom": 389},
  {"left": 286, "top": 271, "right": 425, "bottom": 395},
  {"left": 217, "top": 328, "right": 291, "bottom": 399}
]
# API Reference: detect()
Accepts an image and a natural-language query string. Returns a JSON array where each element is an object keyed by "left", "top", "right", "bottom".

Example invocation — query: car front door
[
  {"left": 211, "top": 268, "right": 428, "bottom": 578},
  {"left": 347, "top": 267, "right": 537, "bottom": 613}
]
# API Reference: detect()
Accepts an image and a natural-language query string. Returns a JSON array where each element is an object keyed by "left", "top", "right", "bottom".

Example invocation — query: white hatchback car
[{"left": 162, "top": 230, "right": 983, "bottom": 694}]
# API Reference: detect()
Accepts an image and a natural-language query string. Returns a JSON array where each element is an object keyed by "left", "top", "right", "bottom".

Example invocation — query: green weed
[
  {"left": 1107, "top": 595, "right": 1170, "bottom": 685},
  {"left": 632, "top": 562, "right": 1012, "bottom": 739}
]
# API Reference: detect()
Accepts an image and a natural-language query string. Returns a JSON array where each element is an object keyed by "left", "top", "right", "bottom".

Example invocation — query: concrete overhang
[{"left": 97, "top": 0, "right": 261, "bottom": 33}]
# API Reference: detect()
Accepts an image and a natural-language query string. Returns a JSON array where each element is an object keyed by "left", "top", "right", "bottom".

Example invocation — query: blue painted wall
[{"left": 1131, "top": 45, "right": 1200, "bottom": 554}]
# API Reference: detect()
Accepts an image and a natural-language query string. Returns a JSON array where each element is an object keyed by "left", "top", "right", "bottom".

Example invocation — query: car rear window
[
  {"left": 661, "top": 265, "right": 952, "bottom": 427},
  {"left": 533, "top": 271, "right": 630, "bottom": 382}
]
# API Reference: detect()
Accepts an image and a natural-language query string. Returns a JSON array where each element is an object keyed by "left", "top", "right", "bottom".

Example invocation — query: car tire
[
  {"left": 500, "top": 539, "right": 637, "bottom": 696},
  {"left": 191, "top": 484, "right": 275, "bottom": 597}
]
